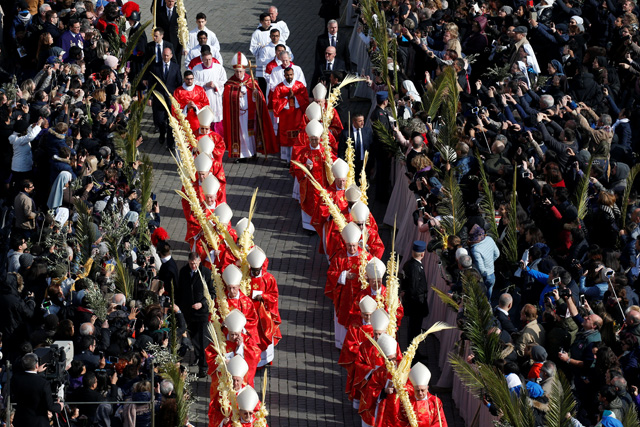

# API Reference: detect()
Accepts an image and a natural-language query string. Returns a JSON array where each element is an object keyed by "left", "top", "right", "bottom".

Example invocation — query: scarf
[{"left": 47, "top": 171, "right": 73, "bottom": 210}]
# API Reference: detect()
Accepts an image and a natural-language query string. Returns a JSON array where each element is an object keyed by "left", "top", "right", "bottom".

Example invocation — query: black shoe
[
  {"left": 159, "top": 135, "right": 165, "bottom": 146},
  {"left": 233, "top": 158, "right": 247, "bottom": 164},
  {"left": 305, "top": 230, "right": 316, "bottom": 236},
  {"left": 197, "top": 367, "right": 207, "bottom": 378}
]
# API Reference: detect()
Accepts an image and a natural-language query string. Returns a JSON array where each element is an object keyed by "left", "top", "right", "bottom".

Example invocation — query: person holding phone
[{"left": 520, "top": 264, "right": 580, "bottom": 307}]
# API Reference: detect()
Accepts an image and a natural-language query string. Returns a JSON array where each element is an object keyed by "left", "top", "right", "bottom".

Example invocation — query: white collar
[
  {"left": 497, "top": 307, "right": 510, "bottom": 316},
  {"left": 182, "top": 83, "right": 195, "bottom": 91},
  {"left": 161, "top": 255, "right": 171, "bottom": 263},
  {"left": 310, "top": 144, "right": 320, "bottom": 150},
  {"left": 283, "top": 79, "right": 296, "bottom": 88}
]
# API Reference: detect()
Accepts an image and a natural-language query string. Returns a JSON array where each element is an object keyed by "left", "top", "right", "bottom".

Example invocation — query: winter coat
[{"left": 0, "top": 273, "right": 36, "bottom": 344}]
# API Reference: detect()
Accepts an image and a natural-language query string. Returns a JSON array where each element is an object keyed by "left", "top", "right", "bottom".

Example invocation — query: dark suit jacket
[
  {"left": 315, "top": 32, "right": 350, "bottom": 69},
  {"left": 401, "top": 258, "right": 429, "bottom": 317},
  {"left": 494, "top": 306, "right": 518, "bottom": 336},
  {"left": 11, "top": 372, "right": 61, "bottom": 427},
  {"left": 176, "top": 265, "right": 214, "bottom": 323},
  {"left": 310, "top": 58, "right": 347, "bottom": 89},
  {"left": 155, "top": 5, "right": 184, "bottom": 63},
  {"left": 145, "top": 40, "right": 175, "bottom": 69},
  {"left": 151, "top": 60, "right": 182, "bottom": 101},
  {"left": 158, "top": 257, "right": 179, "bottom": 297},
  {"left": 339, "top": 125, "right": 373, "bottom": 160}
]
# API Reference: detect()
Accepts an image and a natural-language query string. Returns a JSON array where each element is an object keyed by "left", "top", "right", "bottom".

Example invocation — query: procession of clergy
[{"left": 170, "top": 14, "right": 448, "bottom": 426}]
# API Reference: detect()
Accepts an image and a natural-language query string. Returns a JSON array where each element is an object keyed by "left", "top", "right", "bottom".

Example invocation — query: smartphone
[
  {"left": 107, "top": 356, "right": 118, "bottom": 364},
  {"left": 552, "top": 277, "right": 561, "bottom": 285},
  {"left": 530, "top": 11, "right": 538, "bottom": 21},
  {"left": 99, "top": 351, "right": 104, "bottom": 359},
  {"left": 580, "top": 295, "right": 586, "bottom": 305}
]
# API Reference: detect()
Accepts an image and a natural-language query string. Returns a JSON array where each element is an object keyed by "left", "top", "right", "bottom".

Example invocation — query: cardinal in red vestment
[
  {"left": 272, "top": 67, "right": 310, "bottom": 162},
  {"left": 398, "top": 362, "right": 448, "bottom": 427},
  {"left": 173, "top": 71, "right": 210, "bottom": 135},
  {"left": 222, "top": 52, "right": 277, "bottom": 159}
]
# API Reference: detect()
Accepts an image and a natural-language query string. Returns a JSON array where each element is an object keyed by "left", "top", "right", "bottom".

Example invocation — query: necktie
[
  {"left": 164, "top": 63, "right": 169, "bottom": 79},
  {"left": 355, "top": 128, "right": 362, "bottom": 159},
  {"left": 327, "top": 61, "right": 332, "bottom": 71},
  {"left": 167, "top": 8, "right": 172, "bottom": 19},
  {"left": 331, "top": 35, "right": 336, "bottom": 47},
  {"left": 156, "top": 44, "right": 161, "bottom": 62}
]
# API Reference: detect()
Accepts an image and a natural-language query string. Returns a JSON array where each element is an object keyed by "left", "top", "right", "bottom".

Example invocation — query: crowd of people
[{"left": 3, "top": 0, "right": 640, "bottom": 425}]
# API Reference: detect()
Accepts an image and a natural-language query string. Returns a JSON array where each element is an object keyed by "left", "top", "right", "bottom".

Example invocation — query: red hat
[
  {"left": 121, "top": 1, "right": 140, "bottom": 18},
  {"left": 151, "top": 227, "right": 169, "bottom": 246}
]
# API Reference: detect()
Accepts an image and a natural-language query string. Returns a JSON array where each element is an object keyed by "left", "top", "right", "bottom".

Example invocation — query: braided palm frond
[
  {"left": 360, "top": 151, "right": 370, "bottom": 204},
  {"left": 239, "top": 189, "right": 258, "bottom": 296},
  {"left": 345, "top": 136, "right": 356, "bottom": 188},
  {"left": 396, "top": 322, "right": 455, "bottom": 384}
]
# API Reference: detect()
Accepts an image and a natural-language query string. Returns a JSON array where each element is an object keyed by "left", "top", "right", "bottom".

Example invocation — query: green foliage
[
  {"left": 428, "top": 67, "right": 459, "bottom": 152},
  {"left": 437, "top": 170, "right": 467, "bottom": 237},
  {"left": 371, "top": 120, "right": 401, "bottom": 158},
  {"left": 573, "top": 157, "right": 593, "bottom": 221},
  {"left": 622, "top": 405, "right": 640, "bottom": 427},
  {"left": 84, "top": 279, "right": 109, "bottom": 322},
  {"left": 622, "top": 164, "right": 640, "bottom": 229},
  {"left": 359, "top": 0, "right": 398, "bottom": 118},
  {"left": 118, "top": 20, "right": 152, "bottom": 74},
  {"left": 502, "top": 169, "right": 519, "bottom": 265},
  {"left": 432, "top": 286, "right": 459, "bottom": 312},
  {"left": 475, "top": 150, "right": 499, "bottom": 240},
  {"left": 460, "top": 274, "right": 502, "bottom": 365},
  {"left": 105, "top": 236, "right": 134, "bottom": 299},
  {"left": 136, "top": 154, "right": 154, "bottom": 250},
  {"left": 74, "top": 200, "right": 97, "bottom": 264},
  {"left": 129, "top": 56, "right": 156, "bottom": 98},
  {"left": 545, "top": 371, "right": 576, "bottom": 427}
]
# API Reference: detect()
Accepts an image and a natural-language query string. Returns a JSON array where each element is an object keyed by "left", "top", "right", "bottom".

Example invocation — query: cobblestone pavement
[{"left": 135, "top": 0, "right": 466, "bottom": 425}]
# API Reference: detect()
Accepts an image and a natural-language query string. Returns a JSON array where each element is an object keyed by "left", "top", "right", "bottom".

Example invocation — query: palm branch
[
  {"left": 160, "top": 363, "right": 190, "bottom": 425},
  {"left": 572, "top": 157, "right": 593, "bottom": 221},
  {"left": 622, "top": 164, "right": 640, "bottom": 229},
  {"left": 461, "top": 274, "right": 502, "bottom": 365},
  {"left": 73, "top": 200, "right": 97, "bottom": 264},
  {"left": 118, "top": 20, "right": 152, "bottom": 74},
  {"left": 136, "top": 154, "right": 154, "bottom": 250},
  {"left": 502, "top": 168, "right": 519, "bottom": 265},
  {"left": 129, "top": 56, "right": 156, "bottom": 98},
  {"left": 475, "top": 150, "right": 499, "bottom": 240},
  {"left": 449, "top": 355, "right": 536, "bottom": 427},
  {"left": 436, "top": 170, "right": 466, "bottom": 237},
  {"left": 545, "top": 371, "right": 576, "bottom": 427},
  {"left": 622, "top": 405, "right": 640, "bottom": 427},
  {"left": 432, "top": 286, "right": 459, "bottom": 312},
  {"left": 371, "top": 120, "right": 401, "bottom": 157},
  {"left": 424, "top": 67, "right": 459, "bottom": 138}
]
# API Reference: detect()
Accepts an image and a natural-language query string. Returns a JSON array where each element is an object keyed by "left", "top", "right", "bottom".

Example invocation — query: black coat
[
  {"left": 176, "top": 265, "right": 214, "bottom": 323},
  {"left": 401, "top": 258, "right": 429, "bottom": 317},
  {"left": 0, "top": 274, "right": 35, "bottom": 349},
  {"left": 315, "top": 32, "right": 350, "bottom": 68},
  {"left": 494, "top": 306, "right": 518, "bottom": 335},
  {"left": 11, "top": 372, "right": 62, "bottom": 427},
  {"left": 158, "top": 257, "right": 179, "bottom": 298},
  {"left": 154, "top": 5, "right": 184, "bottom": 63}
]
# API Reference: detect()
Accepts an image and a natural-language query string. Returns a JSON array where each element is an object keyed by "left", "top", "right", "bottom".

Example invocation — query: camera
[{"left": 558, "top": 288, "right": 571, "bottom": 299}]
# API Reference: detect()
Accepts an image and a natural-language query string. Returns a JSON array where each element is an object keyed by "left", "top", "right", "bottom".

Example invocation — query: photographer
[{"left": 11, "top": 352, "right": 62, "bottom": 426}]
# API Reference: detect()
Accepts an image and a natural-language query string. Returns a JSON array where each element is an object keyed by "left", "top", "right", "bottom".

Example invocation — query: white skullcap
[
  {"left": 197, "top": 106, "right": 215, "bottom": 126},
  {"left": 366, "top": 257, "right": 386, "bottom": 279},
  {"left": 222, "top": 264, "right": 242, "bottom": 286},
  {"left": 194, "top": 153, "right": 213, "bottom": 172},
  {"left": 350, "top": 201, "right": 370, "bottom": 223},
  {"left": 197, "top": 136, "right": 214, "bottom": 157},
  {"left": 305, "top": 102, "right": 322, "bottom": 121},
  {"left": 224, "top": 309, "right": 246, "bottom": 333},
  {"left": 377, "top": 333, "right": 397, "bottom": 357},
  {"left": 341, "top": 222, "right": 362, "bottom": 244},
  {"left": 359, "top": 295, "right": 377, "bottom": 314},
  {"left": 409, "top": 362, "right": 432, "bottom": 387},
  {"left": 214, "top": 203, "right": 233, "bottom": 224},
  {"left": 236, "top": 386, "right": 259, "bottom": 411},
  {"left": 201, "top": 175, "right": 220, "bottom": 196},
  {"left": 247, "top": 246, "right": 267, "bottom": 269},
  {"left": 227, "top": 355, "right": 249, "bottom": 377},
  {"left": 331, "top": 158, "right": 349, "bottom": 179},
  {"left": 312, "top": 83, "right": 327, "bottom": 100},
  {"left": 370, "top": 308, "right": 390, "bottom": 331}
]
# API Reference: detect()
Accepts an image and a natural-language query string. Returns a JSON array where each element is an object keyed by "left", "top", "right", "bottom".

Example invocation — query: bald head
[
  {"left": 627, "top": 309, "right": 640, "bottom": 326},
  {"left": 325, "top": 46, "right": 337, "bottom": 61},
  {"left": 162, "top": 47, "right": 173, "bottom": 63},
  {"left": 498, "top": 293, "right": 513, "bottom": 310}
]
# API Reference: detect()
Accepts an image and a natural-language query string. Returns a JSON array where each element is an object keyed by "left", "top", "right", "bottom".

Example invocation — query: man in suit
[
  {"left": 311, "top": 46, "right": 346, "bottom": 89},
  {"left": 339, "top": 113, "right": 372, "bottom": 180},
  {"left": 157, "top": 242, "right": 179, "bottom": 298},
  {"left": 494, "top": 293, "right": 519, "bottom": 336},
  {"left": 151, "top": 47, "right": 182, "bottom": 150},
  {"left": 126, "top": 10, "right": 147, "bottom": 94},
  {"left": 370, "top": 91, "right": 394, "bottom": 201},
  {"left": 146, "top": 28, "right": 174, "bottom": 67},
  {"left": 176, "top": 252, "right": 214, "bottom": 377},
  {"left": 154, "top": 0, "right": 184, "bottom": 65},
  {"left": 11, "top": 353, "right": 62, "bottom": 427},
  {"left": 401, "top": 241, "right": 430, "bottom": 350},
  {"left": 315, "top": 19, "right": 350, "bottom": 70}
]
